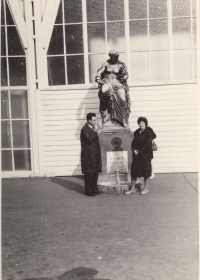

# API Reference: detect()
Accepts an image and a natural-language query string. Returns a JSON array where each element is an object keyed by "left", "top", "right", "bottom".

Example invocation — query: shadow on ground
[
  {"left": 23, "top": 267, "right": 110, "bottom": 280},
  {"left": 50, "top": 177, "right": 85, "bottom": 195}
]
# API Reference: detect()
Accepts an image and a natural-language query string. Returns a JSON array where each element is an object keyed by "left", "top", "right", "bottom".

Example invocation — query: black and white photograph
[{"left": 1, "top": 0, "right": 199, "bottom": 279}]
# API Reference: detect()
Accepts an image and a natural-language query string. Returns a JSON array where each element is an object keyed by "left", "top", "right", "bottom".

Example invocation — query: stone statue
[{"left": 95, "top": 50, "right": 131, "bottom": 131}]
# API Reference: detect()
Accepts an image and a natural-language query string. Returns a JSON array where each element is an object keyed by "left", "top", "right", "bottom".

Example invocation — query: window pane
[
  {"left": 64, "top": 0, "right": 82, "bottom": 23},
  {"left": 14, "top": 150, "right": 31, "bottom": 170},
  {"left": 47, "top": 26, "right": 64, "bottom": 55},
  {"left": 65, "top": 25, "right": 83, "bottom": 54},
  {"left": 192, "top": 0, "right": 196, "bottom": 16},
  {"left": 1, "top": 121, "right": 11, "bottom": 148},
  {"left": 129, "top": 0, "right": 147, "bottom": 19},
  {"left": 172, "top": 18, "right": 191, "bottom": 49},
  {"left": 2, "top": 150, "right": 13, "bottom": 171},
  {"left": 11, "top": 91, "right": 28, "bottom": 119},
  {"left": 172, "top": 0, "right": 190, "bottom": 16},
  {"left": 1, "top": 91, "right": 10, "bottom": 119},
  {"left": 66, "top": 55, "right": 85, "bottom": 84},
  {"left": 130, "top": 52, "right": 149, "bottom": 81},
  {"left": 9, "top": 57, "right": 27, "bottom": 86},
  {"left": 88, "top": 23, "right": 105, "bottom": 53},
  {"left": 193, "top": 49, "right": 197, "bottom": 79},
  {"left": 1, "top": 27, "right": 6, "bottom": 56},
  {"left": 150, "top": 51, "right": 169, "bottom": 80},
  {"left": 12, "top": 120, "right": 30, "bottom": 148},
  {"left": 6, "top": 2, "right": 14, "bottom": 25},
  {"left": 1, "top": 0, "right": 5, "bottom": 25},
  {"left": 87, "top": 0, "right": 104, "bottom": 22},
  {"left": 149, "top": 19, "right": 168, "bottom": 50},
  {"left": 48, "top": 56, "right": 65, "bottom": 85},
  {"left": 173, "top": 50, "right": 192, "bottom": 79},
  {"left": 107, "top": 22, "right": 125, "bottom": 52},
  {"left": 7, "top": 27, "right": 25, "bottom": 55},
  {"left": 193, "top": 18, "right": 196, "bottom": 47},
  {"left": 106, "top": 0, "right": 124, "bottom": 21},
  {"left": 1, "top": 57, "right": 8, "bottom": 86},
  {"left": 55, "top": 2, "right": 63, "bottom": 24},
  {"left": 118, "top": 53, "right": 126, "bottom": 65},
  {"left": 149, "top": 0, "right": 167, "bottom": 18},
  {"left": 130, "top": 20, "right": 148, "bottom": 51},
  {"left": 89, "top": 53, "right": 107, "bottom": 83}
]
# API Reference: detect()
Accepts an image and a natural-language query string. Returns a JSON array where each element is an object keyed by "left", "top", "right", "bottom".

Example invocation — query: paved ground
[{"left": 2, "top": 173, "right": 199, "bottom": 280}]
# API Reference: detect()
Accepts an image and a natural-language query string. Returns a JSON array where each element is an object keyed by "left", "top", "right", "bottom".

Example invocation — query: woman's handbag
[{"left": 152, "top": 140, "right": 158, "bottom": 151}]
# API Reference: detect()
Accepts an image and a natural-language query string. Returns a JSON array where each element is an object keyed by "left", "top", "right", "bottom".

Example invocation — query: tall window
[
  {"left": 87, "top": 0, "right": 126, "bottom": 82},
  {"left": 1, "top": 91, "right": 31, "bottom": 171},
  {"left": 129, "top": 0, "right": 169, "bottom": 81},
  {"left": 47, "top": 0, "right": 197, "bottom": 86},
  {"left": 172, "top": 0, "right": 197, "bottom": 79},
  {"left": 1, "top": 0, "right": 31, "bottom": 172},
  {"left": 1, "top": 0, "right": 27, "bottom": 86},
  {"left": 47, "top": 0, "right": 85, "bottom": 85}
]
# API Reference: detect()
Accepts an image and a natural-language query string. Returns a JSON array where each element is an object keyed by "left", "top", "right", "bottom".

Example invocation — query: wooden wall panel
[{"left": 36, "top": 83, "right": 198, "bottom": 176}]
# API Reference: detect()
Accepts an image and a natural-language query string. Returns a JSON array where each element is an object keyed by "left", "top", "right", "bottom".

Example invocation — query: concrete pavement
[{"left": 2, "top": 173, "right": 198, "bottom": 280}]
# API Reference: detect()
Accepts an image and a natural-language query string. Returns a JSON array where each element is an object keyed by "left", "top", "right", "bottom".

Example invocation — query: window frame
[
  {"left": 1, "top": 0, "right": 35, "bottom": 176},
  {"left": 40, "top": 0, "right": 198, "bottom": 89}
]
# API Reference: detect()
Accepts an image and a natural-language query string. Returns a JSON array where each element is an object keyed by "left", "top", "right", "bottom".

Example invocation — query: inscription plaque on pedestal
[{"left": 107, "top": 151, "right": 128, "bottom": 173}]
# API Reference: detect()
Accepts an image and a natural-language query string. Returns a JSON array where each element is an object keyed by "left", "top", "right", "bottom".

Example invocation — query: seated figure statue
[{"left": 95, "top": 49, "right": 131, "bottom": 130}]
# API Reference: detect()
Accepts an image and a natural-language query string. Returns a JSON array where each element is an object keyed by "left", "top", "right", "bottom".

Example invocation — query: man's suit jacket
[{"left": 80, "top": 123, "right": 102, "bottom": 174}]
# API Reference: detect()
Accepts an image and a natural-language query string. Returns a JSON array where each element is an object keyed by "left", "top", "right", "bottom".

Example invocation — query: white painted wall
[
  {"left": 36, "top": 83, "right": 198, "bottom": 176},
  {"left": 3, "top": 0, "right": 198, "bottom": 178}
]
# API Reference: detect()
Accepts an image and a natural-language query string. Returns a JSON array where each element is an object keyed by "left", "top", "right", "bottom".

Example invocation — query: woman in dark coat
[{"left": 125, "top": 117, "right": 153, "bottom": 195}]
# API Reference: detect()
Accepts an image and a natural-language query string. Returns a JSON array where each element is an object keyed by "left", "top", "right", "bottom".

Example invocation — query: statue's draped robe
[{"left": 98, "top": 61, "right": 131, "bottom": 125}]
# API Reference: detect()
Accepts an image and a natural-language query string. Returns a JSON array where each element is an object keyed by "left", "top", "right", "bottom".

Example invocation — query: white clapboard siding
[
  {"left": 42, "top": 114, "right": 194, "bottom": 123},
  {"left": 41, "top": 165, "right": 196, "bottom": 177},
  {"left": 43, "top": 149, "right": 195, "bottom": 157},
  {"left": 42, "top": 134, "right": 196, "bottom": 143},
  {"left": 41, "top": 109, "right": 197, "bottom": 118},
  {"left": 43, "top": 156, "right": 196, "bottom": 165},
  {"left": 36, "top": 83, "right": 198, "bottom": 176}
]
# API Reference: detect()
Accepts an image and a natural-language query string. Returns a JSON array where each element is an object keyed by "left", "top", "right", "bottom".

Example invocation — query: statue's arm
[
  {"left": 119, "top": 62, "right": 129, "bottom": 82},
  {"left": 95, "top": 62, "right": 107, "bottom": 85},
  {"left": 121, "top": 73, "right": 128, "bottom": 82}
]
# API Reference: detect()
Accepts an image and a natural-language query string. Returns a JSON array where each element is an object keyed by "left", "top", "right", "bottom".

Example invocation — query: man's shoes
[
  {"left": 94, "top": 188, "right": 102, "bottom": 194},
  {"left": 94, "top": 190, "right": 102, "bottom": 195},
  {"left": 85, "top": 192, "right": 95, "bottom": 197}
]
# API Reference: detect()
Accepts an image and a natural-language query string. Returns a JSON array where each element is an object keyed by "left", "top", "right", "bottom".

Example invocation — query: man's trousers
[{"left": 84, "top": 173, "right": 98, "bottom": 195}]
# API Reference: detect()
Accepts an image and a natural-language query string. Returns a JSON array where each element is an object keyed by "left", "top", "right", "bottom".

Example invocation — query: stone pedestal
[{"left": 98, "top": 132, "right": 134, "bottom": 194}]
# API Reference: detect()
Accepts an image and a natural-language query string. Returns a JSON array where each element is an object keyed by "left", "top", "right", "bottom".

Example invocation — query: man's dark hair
[
  {"left": 87, "top": 113, "right": 96, "bottom": 121},
  {"left": 137, "top": 116, "right": 148, "bottom": 127}
]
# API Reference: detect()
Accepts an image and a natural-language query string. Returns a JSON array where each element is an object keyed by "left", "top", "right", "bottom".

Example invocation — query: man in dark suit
[{"left": 80, "top": 113, "right": 102, "bottom": 196}]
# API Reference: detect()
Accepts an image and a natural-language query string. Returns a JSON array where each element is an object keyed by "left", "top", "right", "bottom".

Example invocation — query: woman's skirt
[{"left": 131, "top": 156, "right": 151, "bottom": 178}]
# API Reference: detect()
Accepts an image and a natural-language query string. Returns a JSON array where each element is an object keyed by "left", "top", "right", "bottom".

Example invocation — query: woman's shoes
[
  {"left": 124, "top": 189, "right": 136, "bottom": 195},
  {"left": 141, "top": 189, "right": 149, "bottom": 195},
  {"left": 124, "top": 188, "right": 149, "bottom": 195},
  {"left": 149, "top": 173, "right": 155, "bottom": 180}
]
